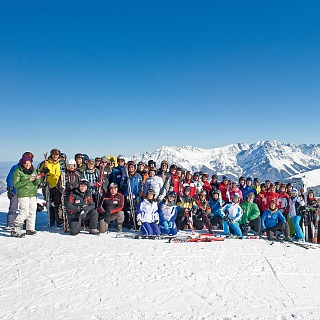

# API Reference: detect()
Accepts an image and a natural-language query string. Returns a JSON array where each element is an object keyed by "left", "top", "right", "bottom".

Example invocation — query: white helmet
[{"left": 67, "top": 159, "right": 77, "bottom": 165}]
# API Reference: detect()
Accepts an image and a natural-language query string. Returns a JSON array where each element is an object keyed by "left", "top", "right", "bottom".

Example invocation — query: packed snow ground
[{"left": 1, "top": 192, "right": 320, "bottom": 320}]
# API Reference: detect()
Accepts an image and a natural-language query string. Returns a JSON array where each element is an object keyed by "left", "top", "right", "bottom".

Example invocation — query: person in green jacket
[
  {"left": 239, "top": 192, "right": 261, "bottom": 235},
  {"left": 12, "top": 155, "right": 42, "bottom": 237}
]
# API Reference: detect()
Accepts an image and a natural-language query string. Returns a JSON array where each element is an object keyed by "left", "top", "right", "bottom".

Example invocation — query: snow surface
[{"left": 1, "top": 191, "right": 320, "bottom": 320}]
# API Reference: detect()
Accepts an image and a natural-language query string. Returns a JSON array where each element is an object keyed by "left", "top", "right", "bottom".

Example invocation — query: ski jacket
[
  {"left": 257, "top": 191, "right": 268, "bottom": 213},
  {"left": 202, "top": 181, "right": 212, "bottom": 197},
  {"left": 136, "top": 198, "right": 159, "bottom": 223},
  {"left": 193, "top": 179, "right": 203, "bottom": 194},
  {"left": 264, "top": 191, "right": 280, "bottom": 209},
  {"left": 242, "top": 186, "right": 257, "bottom": 202},
  {"left": 13, "top": 165, "right": 40, "bottom": 198},
  {"left": 229, "top": 187, "right": 243, "bottom": 203},
  {"left": 157, "top": 169, "right": 170, "bottom": 181},
  {"left": 181, "top": 179, "right": 197, "bottom": 197},
  {"left": 38, "top": 157, "right": 61, "bottom": 188},
  {"left": 177, "top": 195, "right": 197, "bottom": 210},
  {"left": 100, "top": 191, "right": 124, "bottom": 215},
  {"left": 218, "top": 202, "right": 243, "bottom": 222},
  {"left": 288, "top": 196, "right": 305, "bottom": 218},
  {"left": 6, "top": 163, "right": 19, "bottom": 195},
  {"left": 278, "top": 192, "right": 290, "bottom": 214},
  {"left": 158, "top": 200, "right": 179, "bottom": 223},
  {"left": 159, "top": 174, "right": 180, "bottom": 200},
  {"left": 239, "top": 201, "right": 260, "bottom": 225},
  {"left": 219, "top": 182, "right": 230, "bottom": 203},
  {"left": 261, "top": 209, "right": 286, "bottom": 229},
  {"left": 195, "top": 198, "right": 211, "bottom": 214},
  {"left": 64, "top": 170, "right": 81, "bottom": 192},
  {"left": 98, "top": 165, "right": 112, "bottom": 194},
  {"left": 208, "top": 198, "right": 223, "bottom": 217},
  {"left": 121, "top": 172, "right": 143, "bottom": 198},
  {"left": 253, "top": 184, "right": 261, "bottom": 194},
  {"left": 66, "top": 188, "right": 95, "bottom": 215},
  {"left": 76, "top": 164, "right": 86, "bottom": 174},
  {"left": 111, "top": 165, "right": 127, "bottom": 187},
  {"left": 143, "top": 176, "right": 164, "bottom": 198},
  {"left": 82, "top": 168, "right": 99, "bottom": 195}
]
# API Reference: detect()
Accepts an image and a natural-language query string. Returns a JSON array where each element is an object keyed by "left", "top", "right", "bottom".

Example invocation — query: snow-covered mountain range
[{"left": 131, "top": 140, "right": 320, "bottom": 186}]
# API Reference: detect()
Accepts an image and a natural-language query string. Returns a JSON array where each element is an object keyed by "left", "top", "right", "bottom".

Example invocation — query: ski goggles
[{"left": 23, "top": 152, "right": 34, "bottom": 159}]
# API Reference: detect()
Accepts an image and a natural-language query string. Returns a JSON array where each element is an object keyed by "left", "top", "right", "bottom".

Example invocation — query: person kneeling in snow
[
  {"left": 261, "top": 199, "right": 291, "bottom": 241},
  {"left": 158, "top": 192, "right": 179, "bottom": 235},
  {"left": 136, "top": 189, "right": 160, "bottom": 235},
  {"left": 66, "top": 179, "right": 100, "bottom": 236},
  {"left": 218, "top": 193, "right": 243, "bottom": 236}
]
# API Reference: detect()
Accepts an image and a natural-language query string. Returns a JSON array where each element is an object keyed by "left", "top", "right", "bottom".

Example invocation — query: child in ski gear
[
  {"left": 158, "top": 192, "right": 179, "bottom": 235},
  {"left": 305, "top": 190, "right": 318, "bottom": 242},
  {"left": 229, "top": 181, "right": 243, "bottom": 204},
  {"left": 66, "top": 179, "right": 99, "bottom": 236},
  {"left": 239, "top": 192, "right": 261, "bottom": 235},
  {"left": 176, "top": 186, "right": 197, "bottom": 230},
  {"left": 181, "top": 171, "right": 197, "bottom": 197},
  {"left": 261, "top": 200, "right": 291, "bottom": 241},
  {"left": 157, "top": 160, "right": 169, "bottom": 181},
  {"left": 136, "top": 189, "right": 160, "bottom": 235},
  {"left": 63, "top": 159, "right": 81, "bottom": 194},
  {"left": 288, "top": 188, "right": 306, "bottom": 241},
  {"left": 218, "top": 193, "right": 243, "bottom": 236},
  {"left": 38, "top": 148, "right": 62, "bottom": 226},
  {"left": 12, "top": 155, "right": 41, "bottom": 237},
  {"left": 98, "top": 182, "right": 124, "bottom": 233},
  {"left": 143, "top": 167, "right": 163, "bottom": 199},
  {"left": 219, "top": 176, "right": 231, "bottom": 204},
  {"left": 201, "top": 173, "right": 212, "bottom": 198}
]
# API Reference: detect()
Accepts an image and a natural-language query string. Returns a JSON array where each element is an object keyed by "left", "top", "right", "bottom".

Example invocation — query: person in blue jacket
[
  {"left": 121, "top": 160, "right": 142, "bottom": 229},
  {"left": 261, "top": 199, "right": 291, "bottom": 241},
  {"left": 158, "top": 191, "right": 179, "bottom": 235},
  {"left": 242, "top": 177, "right": 257, "bottom": 202},
  {"left": 6, "top": 151, "right": 34, "bottom": 229},
  {"left": 208, "top": 189, "right": 224, "bottom": 231},
  {"left": 111, "top": 155, "right": 127, "bottom": 194}
]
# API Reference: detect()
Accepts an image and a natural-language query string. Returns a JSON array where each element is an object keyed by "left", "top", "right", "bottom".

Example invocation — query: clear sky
[{"left": 1, "top": 1, "right": 320, "bottom": 161}]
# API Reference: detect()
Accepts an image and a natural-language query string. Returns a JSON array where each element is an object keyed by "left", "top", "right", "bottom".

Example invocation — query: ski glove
[
  {"left": 41, "top": 167, "right": 50, "bottom": 174},
  {"left": 79, "top": 211, "right": 87, "bottom": 220},
  {"left": 81, "top": 205, "right": 90, "bottom": 212},
  {"left": 7, "top": 186, "right": 14, "bottom": 200},
  {"left": 137, "top": 220, "right": 142, "bottom": 226}
]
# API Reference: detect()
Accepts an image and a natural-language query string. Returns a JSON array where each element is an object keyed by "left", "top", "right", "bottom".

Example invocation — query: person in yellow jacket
[{"left": 39, "top": 148, "right": 61, "bottom": 226}]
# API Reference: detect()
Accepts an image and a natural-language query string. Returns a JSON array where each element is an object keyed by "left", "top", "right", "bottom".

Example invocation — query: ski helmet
[
  {"left": 147, "top": 189, "right": 156, "bottom": 196},
  {"left": 127, "top": 160, "right": 136, "bottom": 170},
  {"left": 232, "top": 193, "right": 240, "bottom": 200},
  {"left": 167, "top": 191, "right": 177, "bottom": 198},
  {"left": 199, "top": 190, "right": 207, "bottom": 196},
  {"left": 83, "top": 154, "right": 89, "bottom": 163},
  {"left": 67, "top": 159, "right": 76, "bottom": 165},
  {"left": 117, "top": 155, "right": 125, "bottom": 161},
  {"left": 50, "top": 148, "right": 60, "bottom": 156},
  {"left": 109, "top": 182, "right": 118, "bottom": 189},
  {"left": 79, "top": 179, "right": 90, "bottom": 187},
  {"left": 75, "top": 153, "right": 83, "bottom": 160},
  {"left": 291, "top": 188, "right": 298, "bottom": 194}
]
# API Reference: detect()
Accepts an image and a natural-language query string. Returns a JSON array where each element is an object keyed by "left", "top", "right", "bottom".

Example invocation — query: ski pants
[
  {"left": 7, "top": 194, "right": 19, "bottom": 227},
  {"left": 292, "top": 215, "right": 304, "bottom": 239},
  {"left": 49, "top": 187, "right": 62, "bottom": 225},
  {"left": 160, "top": 221, "right": 177, "bottom": 235},
  {"left": 99, "top": 210, "right": 125, "bottom": 233},
  {"left": 266, "top": 222, "right": 290, "bottom": 240},
  {"left": 141, "top": 222, "right": 160, "bottom": 235},
  {"left": 14, "top": 197, "right": 37, "bottom": 231},
  {"left": 222, "top": 220, "right": 242, "bottom": 236},
  {"left": 68, "top": 209, "right": 98, "bottom": 236}
]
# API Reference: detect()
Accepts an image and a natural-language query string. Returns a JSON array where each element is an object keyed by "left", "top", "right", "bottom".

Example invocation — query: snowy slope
[{"left": 1, "top": 193, "right": 320, "bottom": 319}]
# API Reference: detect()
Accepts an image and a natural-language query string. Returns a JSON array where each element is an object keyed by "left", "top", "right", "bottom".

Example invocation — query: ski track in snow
[{"left": 1, "top": 193, "right": 320, "bottom": 319}]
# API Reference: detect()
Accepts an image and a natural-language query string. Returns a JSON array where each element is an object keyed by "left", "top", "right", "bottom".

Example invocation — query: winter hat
[
  {"left": 20, "top": 156, "right": 33, "bottom": 165},
  {"left": 101, "top": 156, "right": 108, "bottom": 162}
]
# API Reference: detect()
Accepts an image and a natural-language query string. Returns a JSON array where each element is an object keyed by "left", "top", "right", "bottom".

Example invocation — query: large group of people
[{"left": 6, "top": 149, "right": 320, "bottom": 243}]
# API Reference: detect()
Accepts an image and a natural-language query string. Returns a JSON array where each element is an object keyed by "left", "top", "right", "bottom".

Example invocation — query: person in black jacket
[
  {"left": 98, "top": 182, "right": 125, "bottom": 233},
  {"left": 66, "top": 179, "right": 99, "bottom": 236}
]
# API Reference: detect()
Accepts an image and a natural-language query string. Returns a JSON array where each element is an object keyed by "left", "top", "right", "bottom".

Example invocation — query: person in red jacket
[
  {"left": 181, "top": 171, "right": 197, "bottom": 197},
  {"left": 265, "top": 184, "right": 280, "bottom": 210},
  {"left": 201, "top": 173, "right": 212, "bottom": 199},
  {"left": 257, "top": 183, "right": 268, "bottom": 214},
  {"left": 278, "top": 183, "right": 290, "bottom": 218},
  {"left": 219, "top": 176, "right": 230, "bottom": 204},
  {"left": 98, "top": 182, "right": 125, "bottom": 233}
]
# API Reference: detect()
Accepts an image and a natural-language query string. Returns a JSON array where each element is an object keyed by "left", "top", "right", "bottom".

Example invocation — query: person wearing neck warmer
[{"left": 12, "top": 156, "right": 42, "bottom": 237}]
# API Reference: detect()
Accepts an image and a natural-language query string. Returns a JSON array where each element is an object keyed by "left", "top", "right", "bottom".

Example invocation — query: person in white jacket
[
  {"left": 143, "top": 167, "right": 163, "bottom": 199},
  {"left": 136, "top": 189, "right": 160, "bottom": 235}
]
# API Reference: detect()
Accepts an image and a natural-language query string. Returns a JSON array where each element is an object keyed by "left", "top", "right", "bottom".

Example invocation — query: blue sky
[{"left": 1, "top": 1, "right": 320, "bottom": 161}]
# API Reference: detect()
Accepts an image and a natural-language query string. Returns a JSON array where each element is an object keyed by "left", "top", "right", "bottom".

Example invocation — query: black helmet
[
  {"left": 79, "top": 179, "right": 90, "bottom": 187},
  {"left": 75, "top": 153, "right": 83, "bottom": 160}
]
